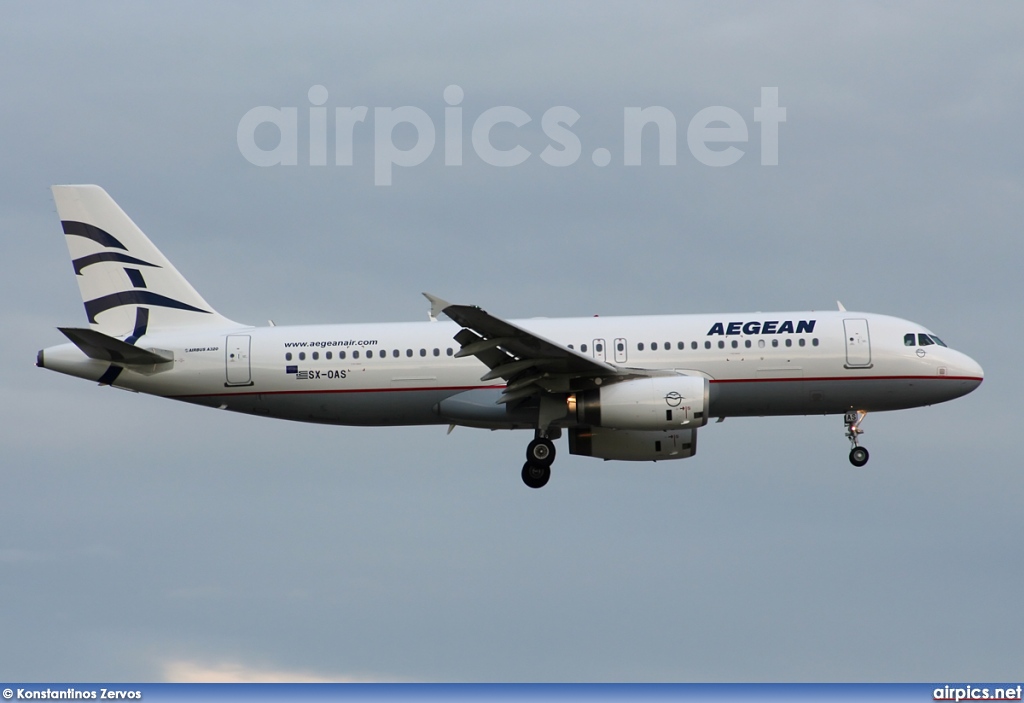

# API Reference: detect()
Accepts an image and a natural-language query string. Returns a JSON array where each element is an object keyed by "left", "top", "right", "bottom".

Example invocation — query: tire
[
  {"left": 526, "top": 438, "right": 556, "bottom": 466},
  {"left": 521, "top": 461, "right": 551, "bottom": 489},
  {"left": 849, "top": 446, "right": 869, "bottom": 467}
]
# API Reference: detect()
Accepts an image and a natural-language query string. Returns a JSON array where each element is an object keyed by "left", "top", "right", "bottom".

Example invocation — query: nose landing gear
[{"left": 845, "top": 410, "right": 869, "bottom": 467}]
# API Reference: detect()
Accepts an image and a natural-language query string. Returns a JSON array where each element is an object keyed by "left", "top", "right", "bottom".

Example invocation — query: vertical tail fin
[{"left": 52, "top": 185, "right": 242, "bottom": 337}]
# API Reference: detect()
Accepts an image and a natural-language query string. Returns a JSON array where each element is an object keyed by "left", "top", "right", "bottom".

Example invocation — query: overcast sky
[{"left": 2, "top": 1, "right": 1022, "bottom": 682}]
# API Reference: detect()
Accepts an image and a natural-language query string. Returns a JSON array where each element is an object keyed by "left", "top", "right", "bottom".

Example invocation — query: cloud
[{"left": 161, "top": 659, "right": 387, "bottom": 683}]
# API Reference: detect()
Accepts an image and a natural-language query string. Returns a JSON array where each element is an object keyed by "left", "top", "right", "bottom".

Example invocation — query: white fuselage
[{"left": 40, "top": 310, "right": 984, "bottom": 428}]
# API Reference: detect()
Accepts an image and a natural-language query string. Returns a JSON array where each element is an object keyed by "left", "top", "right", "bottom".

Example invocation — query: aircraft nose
[
  {"left": 955, "top": 352, "right": 984, "bottom": 392},
  {"left": 962, "top": 353, "right": 983, "bottom": 380}
]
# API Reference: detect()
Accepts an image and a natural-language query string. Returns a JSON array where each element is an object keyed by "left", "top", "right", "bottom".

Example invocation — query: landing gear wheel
[
  {"left": 522, "top": 462, "right": 551, "bottom": 489},
  {"left": 843, "top": 410, "right": 869, "bottom": 467},
  {"left": 526, "top": 438, "right": 556, "bottom": 466}
]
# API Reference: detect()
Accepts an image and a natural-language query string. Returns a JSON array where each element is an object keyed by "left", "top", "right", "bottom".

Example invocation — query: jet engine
[{"left": 569, "top": 375, "right": 709, "bottom": 431}]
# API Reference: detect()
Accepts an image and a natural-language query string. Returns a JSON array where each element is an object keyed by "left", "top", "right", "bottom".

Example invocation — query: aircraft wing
[{"left": 424, "top": 293, "right": 624, "bottom": 404}]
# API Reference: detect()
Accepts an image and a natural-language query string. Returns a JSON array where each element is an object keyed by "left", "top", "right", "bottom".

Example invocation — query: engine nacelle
[
  {"left": 569, "top": 427, "right": 697, "bottom": 461},
  {"left": 571, "top": 375, "right": 709, "bottom": 431}
]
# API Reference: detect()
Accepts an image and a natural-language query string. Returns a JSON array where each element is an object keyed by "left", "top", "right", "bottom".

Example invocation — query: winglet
[
  {"left": 837, "top": 300, "right": 847, "bottom": 312},
  {"left": 422, "top": 292, "right": 451, "bottom": 322}
]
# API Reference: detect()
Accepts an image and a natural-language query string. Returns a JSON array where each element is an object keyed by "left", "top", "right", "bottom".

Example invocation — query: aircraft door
[
  {"left": 614, "top": 338, "right": 628, "bottom": 363},
  {"left": 843, "top": 319, "right": 872, "bottom": 368},
  {"left": 225, "top": 334, "right": 252, "bottom": 385},
  {"left": 592, "top": 339, "right": 607, "bottom": 362}
]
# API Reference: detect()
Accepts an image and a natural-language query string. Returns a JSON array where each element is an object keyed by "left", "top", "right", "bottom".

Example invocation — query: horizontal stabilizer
[{"left": 59, "top": 327, "right": 173, "bottom": 365}]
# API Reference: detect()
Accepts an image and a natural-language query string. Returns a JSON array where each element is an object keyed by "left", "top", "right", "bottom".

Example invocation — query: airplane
[{"left": 37, "top": 185, "right": 985, "bottom": 488}]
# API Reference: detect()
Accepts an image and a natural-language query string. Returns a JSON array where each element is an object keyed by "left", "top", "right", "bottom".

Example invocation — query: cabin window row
[
  {"left": 567, "top": 338, "right": 820, "bottom": 352},
  {"left": 286, "top": 347, "right": 455, "bottom": 362}
]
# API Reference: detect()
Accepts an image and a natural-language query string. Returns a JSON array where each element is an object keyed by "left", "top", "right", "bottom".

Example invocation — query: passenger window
[
  {"left": 326, "top": 351, "right": 332, "bottom": 360},
  {"left": 772, "top": 339, "right": 778, "bottom": 347},
  {"left": 798, "top": 338, "right": 806, "bottom": 347},
  {"left": 391, "top": 349, "right": 398, "bottom": 358},
  {"left": 691, "top": 341, "right": 698, "bottom": 350},
  {"left": 447, "top": 348, "right": 454, "bottom": 356},
  {"left": 664, "top": 342, "right": 670, "bottom": 350},
  {"left": 299, "top": 352, "right": 306, "bottom": 360},
  {"left": 420, "top": 349, "right": 426, "bottom": 357},
  {"left": 704, "top": 341, "right": 711, "bottom": 350},
  {"left": 312, "top": 351, "right": 319, "bottom": 360},
  {"left": 731, "top": 340, "right": 738, "bottom": 349},
  {"left": 285, "top": 352, "right": 292, "bottom": 361},
  {"left": 433, "top": 348, "right": 440, "bottom": 356},
  {"left": 353, "top": 351, "right": 359, "bottom": 359},
  {"left": 366, "top": 350, "right": 373, "bottom": 358},
  {"left": 568, "top": 344, "right": 574, "bottom": 349},
  {"left": 595, "top": 343, "right": 603, "bottom": 352},
  {"left": 812, "top": 338, "right": 819, "bottom": 346},
  {"left": 718, "top": 341, "right": 725, "bottom": 349},
  {"left": 406, "top": 349, "right": 413, "bottom": 357},
  {"left": 758, "top": 339, "right": 765, "bottom": 349},
  {"left": 637, "top": 343, "right": 644, "bottom": 351},
  {"left": 652, "top": 342, "right": 658, "bottom": 351},
  {"left": 339, "top": 351, "right": 346, "bottom": 360},
  {"left": 785, "top": 339, "right": 792, "bottom": 347},
  {"left": 677, "top": 342, "right": 684, "bottom": 350},
  {"left": 744, "top": 340, "right": 752, "bottom": 348},
  {"left": 581, "top": 344, "right": 588, "bottom": 353},
  {"left": 617, "top": 342, "right": 625, "bottom": 352},
  {"left": 918, "top": 333, "right": 934, "bottom": 346},
  {"left": 904, "top": 333, "right": 916, "bottom": 347}
]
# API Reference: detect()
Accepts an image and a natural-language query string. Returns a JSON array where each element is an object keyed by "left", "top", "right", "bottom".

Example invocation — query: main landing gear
[
  {"left": 844, "top": 410, "right": 870, "bottom": 467},
  {"left": 522, "top": 436, "right": 556, "bottom": 489}
]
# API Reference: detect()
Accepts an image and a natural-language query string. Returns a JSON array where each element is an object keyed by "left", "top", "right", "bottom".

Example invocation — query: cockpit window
[
  {"left": 931, "top": 335, "right": 948, "bottom": 347},
  {"left": 904, "top": 333, "right": 915, "bottom": 347},
  {"left": 918, "top": 333, "right": 934, "bottom": 347}
]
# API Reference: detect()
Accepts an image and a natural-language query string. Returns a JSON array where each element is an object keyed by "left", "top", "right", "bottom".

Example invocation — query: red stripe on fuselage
[
  {"left": 166, "top": 375, "right": 981, "bottom": 400},
  {"left": 170, "top": 384, "right": 500, "bottom": 399},
  {"left": 709, "top": 375, "right": 982, "bottom": 384}
]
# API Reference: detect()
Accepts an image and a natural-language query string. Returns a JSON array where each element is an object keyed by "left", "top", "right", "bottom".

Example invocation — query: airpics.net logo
[{"left": 236, "top": 85, "right": 786, "bottom": 186}]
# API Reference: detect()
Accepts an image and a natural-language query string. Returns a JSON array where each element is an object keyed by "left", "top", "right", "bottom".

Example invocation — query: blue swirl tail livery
[{"left": 52, "top": 185, "right": 240, "bottom": 336}]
